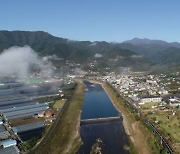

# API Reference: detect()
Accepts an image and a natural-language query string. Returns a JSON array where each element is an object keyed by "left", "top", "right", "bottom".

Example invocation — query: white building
[{"left": 139, "top": 96, "right": 162, "bottom": 105}]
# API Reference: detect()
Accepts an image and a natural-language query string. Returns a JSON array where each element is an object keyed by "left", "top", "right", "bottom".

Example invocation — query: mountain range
[{"left": 0, "top": 30, "right": 180, "bottom": 72}]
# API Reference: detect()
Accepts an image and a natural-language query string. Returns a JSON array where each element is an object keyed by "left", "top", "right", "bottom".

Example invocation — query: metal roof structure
[
  {"left": 0, "top": 99, "right": 33, "bottom": 106},
  {"left": 0, "top": 94, "right": 25, "bottom": 99},
  {"left": 0, "top": 96, "right": 27, "bottom": 102},
  {"left": 4, "top": 105, "right": 49, "bottom": 120},
  {"left": 0, "top": 86, "right": 9, "bottom": 90},
  {"left": 0, "top": 89, "right": 19, "bottom": 96},
  {"left": 0, "top": 102, "right": 37, "bottom": 110},
  {"left": 0, "top": 103, "right": 48, "bottom": 114},
  {"left": 0, "top": 139, "right": 17, "bottom": 148},
  {"left": 0, "top": 131, "right": 10, "bottom": 140},
  {"left": 0, "top": 94, "right": 38, "bottom": 110},
  {"left": 7, "top": 111, "right": 44, "bottom": 120},
  {"left": 12, "top": 121, "right": 44, "bottom": 133},
  {"left": 0, "top": 125, "right": 6, "bottom": 133},
  {"left": 0, "top": 146, "right": 19, "bottom": 154}
]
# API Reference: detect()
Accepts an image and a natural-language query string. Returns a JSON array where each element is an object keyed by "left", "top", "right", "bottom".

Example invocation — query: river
[{"left": 78, "top": 81, "right": 129, "bottom": 154}]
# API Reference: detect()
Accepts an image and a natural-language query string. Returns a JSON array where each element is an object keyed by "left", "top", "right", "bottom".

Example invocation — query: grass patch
[{"left": 53, "top": 99, "right": 65, "bottom": 109}]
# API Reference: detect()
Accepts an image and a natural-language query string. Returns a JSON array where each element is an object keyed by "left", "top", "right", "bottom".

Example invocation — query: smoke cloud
[
  {"left": 0, "top": 46, "right": 53, "bottom": 78},
  {"left": 94, "top": 53, "right": 103, "bottom": 58}
]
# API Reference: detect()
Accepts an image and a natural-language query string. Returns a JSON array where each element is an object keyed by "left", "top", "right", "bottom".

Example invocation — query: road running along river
[{"left": 78, "top": 81, "right": 129, "bottom": 154}]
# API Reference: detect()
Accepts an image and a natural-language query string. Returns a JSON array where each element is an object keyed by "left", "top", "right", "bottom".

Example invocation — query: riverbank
[
  {"left": 29, "top": 82, "right": 84, "bottom": 154},
  {"left": 91, "top": 80, "right": 158, "bottom": 154}
]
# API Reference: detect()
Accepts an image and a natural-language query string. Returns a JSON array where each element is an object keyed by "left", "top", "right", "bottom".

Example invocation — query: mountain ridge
[
  {"left": 0, "top": 30, "right": 179, "bottom": 71},
  {"left": 123, "top": 37, "right": 180, "bottom": 47}
]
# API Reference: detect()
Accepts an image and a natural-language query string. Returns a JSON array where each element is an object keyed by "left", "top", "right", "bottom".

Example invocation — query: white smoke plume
[
  {"left": 43, "top": 55, "right": 63, "bottom": 61},
  {"left": 0, "top": 46, "right": 53, "bottom": 78},
  {"left": 94, "top": 53, "right": 103, "bottom": 58}
]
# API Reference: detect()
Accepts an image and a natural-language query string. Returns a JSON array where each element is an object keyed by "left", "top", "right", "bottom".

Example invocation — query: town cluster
[{"left": 100, "top": 72, "right": 180, "bottom": 108}]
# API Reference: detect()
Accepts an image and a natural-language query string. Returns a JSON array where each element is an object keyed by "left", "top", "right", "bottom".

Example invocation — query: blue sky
[{"left": 0, "top": 0, "right": 180, "bottom": 42}]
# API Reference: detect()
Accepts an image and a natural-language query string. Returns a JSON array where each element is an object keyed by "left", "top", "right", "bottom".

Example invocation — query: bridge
[{"left": 80, "top": 116, "right": 122, "bottom": 126}]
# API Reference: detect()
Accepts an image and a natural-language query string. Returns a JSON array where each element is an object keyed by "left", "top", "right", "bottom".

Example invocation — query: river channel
[{"left": 78, "top": 81, "right": 129, "bottom": 154}]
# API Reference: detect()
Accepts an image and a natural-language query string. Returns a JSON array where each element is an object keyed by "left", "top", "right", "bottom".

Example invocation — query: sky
[{"left": 0, "top": 0, "right": 180, "bottom": 42}]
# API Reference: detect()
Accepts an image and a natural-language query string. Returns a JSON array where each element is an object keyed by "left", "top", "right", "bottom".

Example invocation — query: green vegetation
[
  {"left": 23, "top": 135, "right": 43, "bottom": 151},
  {"left": 53, "top": 99, "right": 65, "bottom": 109},
  {"left": 29, "top": 81, "right": 84, "bottom": 154},
  {"left": 34, "top": 95, "right": 61, "bottom": 103},
  {"left": 140, "top": 104, "right": 180, "bottom": 152},
  {"left": 128, "top": 142, "right": 138, "bottom": 154},
  {"left": 168, "top": 81, "right": 180, "bottom": 91}
]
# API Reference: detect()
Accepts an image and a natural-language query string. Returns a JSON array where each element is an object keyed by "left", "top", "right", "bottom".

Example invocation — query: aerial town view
[{"left": 0, "top": 1, "right": 180, "bottom": 154}]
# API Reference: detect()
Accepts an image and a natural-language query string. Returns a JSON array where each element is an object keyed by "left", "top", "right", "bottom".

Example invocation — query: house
[
  {"left": 169, "top": 95, "right": 180, "bottom": 107},
  {"left": 162, "top": 94, "right": 180, "bottom": 107},
  {"left": 38, "top": 111, "right": 45, "bottom": 118},
  {"left": 44, "top": 110, "right": 52, "bottom": 118},
  {"left": 170, "top": 101, "right": 180, "bottom": 107}
]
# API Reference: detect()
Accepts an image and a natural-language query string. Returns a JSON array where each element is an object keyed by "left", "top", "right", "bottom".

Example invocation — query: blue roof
[{"left": 0, "top": 139, "right": 17, "bottom": 147}]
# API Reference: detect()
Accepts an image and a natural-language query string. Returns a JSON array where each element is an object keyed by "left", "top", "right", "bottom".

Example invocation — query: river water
[{"left": 78, "top": 81, "right": 129, "bottom": 154}]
